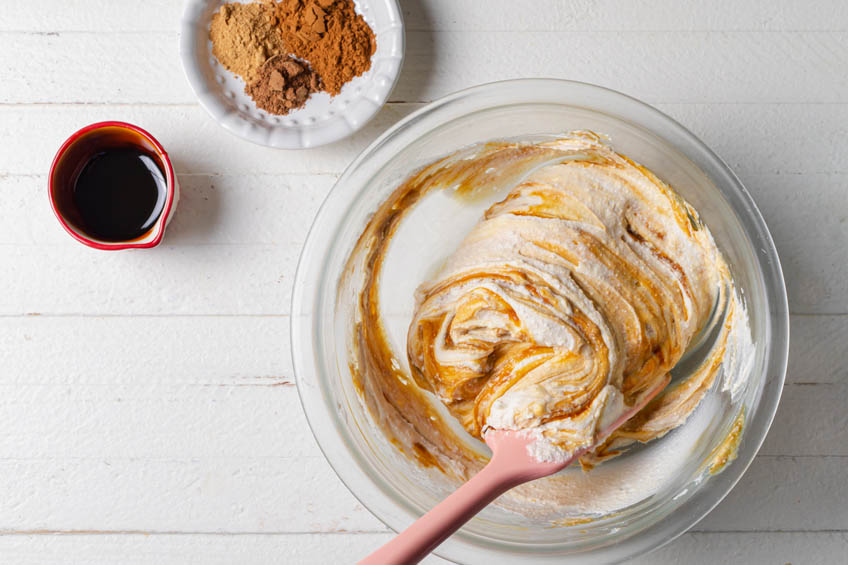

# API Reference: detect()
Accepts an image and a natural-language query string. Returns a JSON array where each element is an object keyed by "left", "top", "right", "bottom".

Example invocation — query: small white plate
[{"left": 179, "top": 0, "right": 404, "bottom": 149}]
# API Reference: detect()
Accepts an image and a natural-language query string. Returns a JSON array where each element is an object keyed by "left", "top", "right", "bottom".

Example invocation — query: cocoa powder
[
  {"left": 270, "top": 0, "right": 376, "bottom": 96},
  {"left": 246, "top": 55, "right": 323, "bottom": 115}
]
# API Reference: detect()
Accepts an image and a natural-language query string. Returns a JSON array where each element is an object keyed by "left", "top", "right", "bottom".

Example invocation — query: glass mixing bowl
[{"left": 291, "top": 79, "right": 789, "bottom": 563}]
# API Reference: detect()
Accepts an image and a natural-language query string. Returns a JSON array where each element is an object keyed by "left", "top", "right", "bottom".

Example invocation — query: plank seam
[{"left": 0, "top": 529, "right": 845, "bottom": 536}]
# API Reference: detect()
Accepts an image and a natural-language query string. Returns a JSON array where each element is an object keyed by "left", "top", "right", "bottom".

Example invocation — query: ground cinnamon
[{"left": 269, "top": 0, "right": 376, "bottom": 96}]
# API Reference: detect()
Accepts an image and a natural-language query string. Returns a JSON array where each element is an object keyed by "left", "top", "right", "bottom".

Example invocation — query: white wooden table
[{"left": 2, "top": 1, "right": 847, "bottom": 563}]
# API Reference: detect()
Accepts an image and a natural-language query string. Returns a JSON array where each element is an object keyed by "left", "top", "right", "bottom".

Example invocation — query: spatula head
[
  {"left": 482, "top": 377, "right": 669, "bottom": 483},
  {"left": 483, "top": 430, "right": 577, "bottom": 482}
]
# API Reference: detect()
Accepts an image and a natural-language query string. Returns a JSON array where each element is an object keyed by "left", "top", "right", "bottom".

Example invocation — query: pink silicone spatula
[{"left": 359, "top": 380, "right": 666, "bottom": 565}]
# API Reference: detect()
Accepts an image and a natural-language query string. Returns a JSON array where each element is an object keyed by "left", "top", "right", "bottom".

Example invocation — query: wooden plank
[
  {"left": 696, "top": 456, "right": 848, "bottom": 533},
  {"left": 0, "top": 383, "right": 321, "bottom": 459},
  {"left": 0, "top": 455, "right": 842, "bottom": 535},
  {"left": 0, "top": 378, "right": 844, "bottom": 532},
  {"left": 786, "top": 315, "right": 848, "bottom": 384},
  {"left": 0, "top": 531, "right": 845, "bottom": 565},
  {"left": 0, "top": 533, "right": 452, "bottom": 565},
  {"left": 746, "top": 174, "right": 848, "bottom": 315},
  {"left": 0, "top": 244, "right": 300, "bottom": 316},
  {"left": 0, "top": 32, "right": 194, "bottom": 104},
  {"left": 0, "top": 376, "right": 841, "bottom": 461},
  {"left": 0, "top": 105, "right": 418, "bottom": 176},
  {"left": 3, "top": 1, "right": 182, "bottom": 32},
  {"left": 760, "top": 384, "right": 848, "bottom": 456},
  {"left": 654, "top": 105, "right": 848, "bottom": 177},
  {"left": 6, "top": 0, "right": 848, "bottom": 33},
  {"left": 0, "top": 317, "right": 293, "bottom": 386},
  {"left": 1, "top": 314, "right": 843, "bottom": 386},
  {"left": 1, "top": 167, "right": 845, "bottom": 314},
  {"left": 3, "top": 104, "right": 846, "bottom": 178},
  {"left": 2, "top": 31, "right": 847, "bottom": 104},
  {"left": 0, "top": 174, "right": 335, "bottom": 247},
  {"left": 0, "top": 457, "right": 383, "bottom": 534},
  {"left": 396, "top": 31, "right": 848, "bottom": 104},
  {"left": 641, "top": 532, "right": 848, "bottom": 563},
  {"left": 402, "top": 1, "right": 848, "bottom": 33}
]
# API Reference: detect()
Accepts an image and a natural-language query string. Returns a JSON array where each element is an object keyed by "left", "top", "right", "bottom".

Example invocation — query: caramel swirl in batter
[{"left": 343, "top": 131, "right": 745, "bottom": 497}]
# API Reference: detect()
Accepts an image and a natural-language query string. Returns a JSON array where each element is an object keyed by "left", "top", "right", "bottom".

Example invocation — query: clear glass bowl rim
[{"left": 291, "top": 79, "right": 789, "bottom": 564}]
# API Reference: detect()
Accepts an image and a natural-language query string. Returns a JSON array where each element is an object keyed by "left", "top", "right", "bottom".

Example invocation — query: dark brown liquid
[{"left": 72, "top": 147, "right": 167, "bottom": 242}]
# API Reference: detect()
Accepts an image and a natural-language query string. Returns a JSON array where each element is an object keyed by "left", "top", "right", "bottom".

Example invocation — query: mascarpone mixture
[{"left": 343, "top": 131, "right": 749, "bottom": 517}]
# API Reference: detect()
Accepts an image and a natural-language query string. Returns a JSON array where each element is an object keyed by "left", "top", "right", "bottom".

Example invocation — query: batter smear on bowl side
[{"left": 342, "top": 131, "right": 751, "bottom": 517}]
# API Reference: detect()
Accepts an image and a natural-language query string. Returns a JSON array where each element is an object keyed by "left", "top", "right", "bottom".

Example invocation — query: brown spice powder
[
  {"left": 270, "top": 0, "right": 376, "bottom": 96},
  {"left": 210, "top": 2, "right": 286, "bottom": 84},
  {"left": 246, "top": 55, "right": 323, "bottom": 115},
  {"left": 210, "top": 0, "right": 377, "bottom": 116}
]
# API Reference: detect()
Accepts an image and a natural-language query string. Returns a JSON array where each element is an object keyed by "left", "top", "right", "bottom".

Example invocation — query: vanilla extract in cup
[
  {"left": 73, "top": 147, "right": 167, "bottom": 241},
  {"left": 49, "top": 122, "right": 179, "bottom": 250}
]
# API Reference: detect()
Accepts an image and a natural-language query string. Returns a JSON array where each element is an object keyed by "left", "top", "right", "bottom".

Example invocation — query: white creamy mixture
[{"left": 344, "top": 131, "right": 750, "bottom": 518}]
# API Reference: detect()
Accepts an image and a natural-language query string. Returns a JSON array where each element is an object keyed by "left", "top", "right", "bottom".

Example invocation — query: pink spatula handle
[
  {"left": 358, "top": 379, "right": 667, "bottom": 564},
  {"left": 358, "top": 436, "right": 577, "bottom": 565}
]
